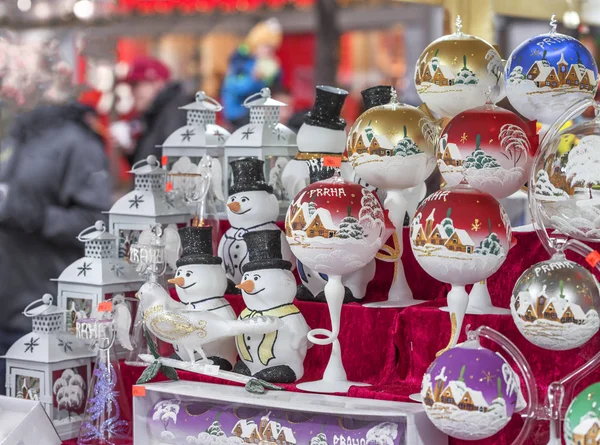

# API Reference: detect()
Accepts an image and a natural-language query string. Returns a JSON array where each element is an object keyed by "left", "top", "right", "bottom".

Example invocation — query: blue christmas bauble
[{"left": 504, "top": 31, "right": 598, "bottom": 124}]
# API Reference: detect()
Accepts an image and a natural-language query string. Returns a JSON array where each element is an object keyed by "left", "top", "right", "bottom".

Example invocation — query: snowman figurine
[
  {"left": 168, "top": 226, "right": 237, "bottom": 370},
  {"left": 218, "top": 157, "right": 294, "bottom": 288},
  {"left": 233, "top": 230, "right": 309, "bottom": 383},
  {"left": 281, "top": 85, "right": 353, "bottom": 199}
]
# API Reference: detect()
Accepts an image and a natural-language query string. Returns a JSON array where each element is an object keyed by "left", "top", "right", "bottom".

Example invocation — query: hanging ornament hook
[
  {"left": 550, "top": 14, "right": 557, "bottom": 34},
  {"left": 455, "top": 15, "right": 463, "bottom": 35},
  {"left": 195, "top": 91, "right": 223, "bottom": 112},
  {"left": 243, "top": 87, "right": 271, "bottom": 108}
]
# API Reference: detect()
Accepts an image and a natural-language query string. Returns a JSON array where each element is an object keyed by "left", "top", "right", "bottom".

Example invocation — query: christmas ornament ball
[
  {"left": 410, "top": 186, "right": 511, "bottom": 285},
  {"left": 285, "top": 176, "right": 386, "bottom": 276},
  {"left": 564, "top": 382, "right": 600, "bottom": 445},
  {"left": 505, "top": 31, "right": 598, "bottom": 124},
  {"left": 415, "top": 27, "right": 504, "bottom": 119},
  {"left": 421, "top": 343, "right": 522, "bottom": 440},
  {"left": 511, "top": 258, "right": 600, "bottom": 350},
  {"left": 346, "top": 98, "right": 437, "bottom": 191},
  {"left": 438, "top": 104, "right": 538, "bottom": 199},
  {"left": 531, "top": 118, "right": 600, "bottom": 243}
]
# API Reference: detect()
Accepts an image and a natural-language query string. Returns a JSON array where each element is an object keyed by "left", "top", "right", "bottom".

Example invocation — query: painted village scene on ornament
[
  {"left": 285, "top": 179, "right": 386, "bottom": 273},
  {"left": 510, "top": 259, "right": 600, "bottom": 350},
  {"left": 148, "top": 399, "right": 403, "bottom": 445},
  {"left": 564, "top": 383, "right": 600, "bottom": 445},
  {"left": 437, "top": 106, "right": 538, "bottom": 199},
  {"left": 421, "top": 347, "right": 521, "bottom": 440},
  {"left": 505, "top": 33, "right": 599, "bottom": 123},
  {"left": 410, "top": 188, "right": 511, "bottom": 284},
  {"left": 534, "top": 134, "right": 600, "bottom": 241}
]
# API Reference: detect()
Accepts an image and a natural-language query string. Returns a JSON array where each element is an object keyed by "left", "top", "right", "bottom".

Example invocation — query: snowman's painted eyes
[
  {"left": 241, "top": 196, "right": 249, "bottom": 203},
  {"left": 253, "top": 274, "right": 260, "bottom": 281},
  {"left": 229, "top": 196, "right": 235, "bottom": 202},
  {"left": 243, "top": 274, "right": 249, "bottom": 281},
  {"left": 186, "top": 271, "right": 193, "bottom": 277},
  {"left": 176, "top": 270, "right": 181, "bottom": 276}
]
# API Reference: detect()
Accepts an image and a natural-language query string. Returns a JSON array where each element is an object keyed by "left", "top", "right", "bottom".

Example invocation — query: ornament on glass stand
[
  {"left": 218, "top": 157, "right": 294, "bottom": 290},
  {"left": 415, "top": 15, "right": 505, "bottom": 119},
  {"left": 233, "top": 230, "right": 310, "bottom": 383},
  {"left": 531, "top": 98, "right": 600, "bottom": 243},
  {"left": 421, "top": 327, "right": 529, "bottom": 441},
  {"left": 167, "top": 226, "right": 237, "bottom": 370},
  {"left": 168, "top": 155, "right": 223, "bottom": 253},
  {"left": 295, "top": 161, "right": 378, "bottom": 303},
  {"left": 1, "top": 294, "right": 94, "bottom": 440},
  {"left": 285, "top": 175, "right": 386, "bottom": 393},
  {"left": 564, "top": 382, "right": 600, "bottom": 445},
  {"left": 410, "top": 187, "right": 511, "bottom": 353},
  {"left": 281, "top": 85, "right": 352, "bottom": 199},
  {"left": 436, "top": 93, "right": 538, "bottom": 315},
  {"left": 347, "top": 88, "right": 438, "bottom": 308},
  {"left": 511, "top": 255, "right": 600, "bottom": 350},
  {"left": 76, "top": 316, "right": 132, "bottom": 445},
  {"left": 504, "top": 15, "right": 598, "bottom": 124}
]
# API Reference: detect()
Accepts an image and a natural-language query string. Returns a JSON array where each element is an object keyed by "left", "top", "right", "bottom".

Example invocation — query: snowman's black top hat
[
  {"left": 303, "top": 85, "right": 348, "bottom": 131},
  {"left": 242, "top": 230, "right": 291, "bottom": 273},
  {"left": 229, "top": 158, "right": 273, "bottom": 196},
  {"left": 362, "top": 85, "right": 392, "bottom": 110},
  {"left": 176, "top": 226, "right": 221, "bottom": 267}
]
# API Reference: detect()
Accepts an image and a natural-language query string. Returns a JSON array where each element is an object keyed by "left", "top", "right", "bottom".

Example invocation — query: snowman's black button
[
  {"left": 247, "top": 336, "right": 251, "bottom": 341},
  {"left": 235, "top": 244, "right": 240, "bottom": 249},
  {"left": 234, "top": 254, "right": 238, "bottom": 259}
]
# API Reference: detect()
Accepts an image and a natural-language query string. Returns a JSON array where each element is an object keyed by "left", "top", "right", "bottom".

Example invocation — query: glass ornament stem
[
  {"left": 468, "top": 325, "right": 538, "bottom": 445},
  {"left": 384, "top": 190, "right": 413, "bottom": 304},
  {"left": 307, "top": 274, "right": 344, "bottom": 346},
  {"left": 438, "top": 284, "right": 469, "bottom": 355}
]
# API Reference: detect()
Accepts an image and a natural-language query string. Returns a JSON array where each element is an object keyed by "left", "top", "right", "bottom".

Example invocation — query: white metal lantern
[
  {"left": 2, "top": 295, "right": 94, "bottom": 440},
  {"left": 107, "top": 155, "right": 190, "bottom": 258},
  {"left": 161, "top": 91, "right": 230, "bottom": 183},
  {"left": 224, "top": 87, "right": 297, "bottom": 209},
  {"left": 54, "top": 221, "right": 144, "bottom": 333}
]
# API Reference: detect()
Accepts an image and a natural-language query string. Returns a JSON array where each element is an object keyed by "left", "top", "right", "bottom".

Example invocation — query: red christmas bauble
[
  {"left": 410, "top": 186, "right": 511, "bottom": 285},
  {"left": 438, "top": 104, "right": 538, "bottom": 199},
  {"left": 285, "top": 177, "right": 387, "bottom": 276}
]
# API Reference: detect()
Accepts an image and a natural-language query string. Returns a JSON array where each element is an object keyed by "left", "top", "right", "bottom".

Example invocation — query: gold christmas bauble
[
  {"left": 347, "top": 93, "right": 438, "bottom": 190},
  {"left": 414, "top": 23, "right": 504, "bottom": 119}
]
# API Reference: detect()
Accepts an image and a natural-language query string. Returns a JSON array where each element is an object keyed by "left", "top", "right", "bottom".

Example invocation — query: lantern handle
[
  {"left": 23, "top": 294, "right": 54, "bottom": 318},
  {"left": 195, "top": 91, "right": 223, "bottom": 112},
  {"left": 131, "top": 155, "right": 161, "bottom": 173},
  {"left": 77, "top": 220, "right": 106, "bottom": 243},
  {"left": 243, "top": 87, "right": 271, "bottom": 108}
]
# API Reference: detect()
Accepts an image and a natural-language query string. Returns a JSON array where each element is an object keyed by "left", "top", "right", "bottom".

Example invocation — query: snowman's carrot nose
[
  {"left": 236, "top": 280, "right": 255, "bottom": 293},
  {"left": 169, "top": 277, "right": 185, "bottom": 287},
  {"left": 227, "top": 202, "right": 241, "bottom": 213}
]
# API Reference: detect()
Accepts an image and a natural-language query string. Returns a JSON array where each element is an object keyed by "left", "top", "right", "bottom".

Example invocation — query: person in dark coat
[
  {"left": 0, "top": 101, "right": 111, "bottom": 394},
  {"left": 121, "top": 57, "right": 194, "bottom": 165}
]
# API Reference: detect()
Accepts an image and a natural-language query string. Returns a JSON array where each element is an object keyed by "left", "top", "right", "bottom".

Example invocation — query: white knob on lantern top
[
  {"left": 94, "top": 220, "right": 105, "bottom": 231},
  {"left": 195, "top": 91, "right": 206, "bottom": 102},
  {"left": 42, "top": 293, "right": 53, "bottom": 305},
  {"left": 147, "top": 155, "right": 158, "bottom": 166}
]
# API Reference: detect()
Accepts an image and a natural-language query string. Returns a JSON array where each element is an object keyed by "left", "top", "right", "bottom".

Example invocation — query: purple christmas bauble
[{"left": 421, "top": 343, "right": 522, "bottom": 440}]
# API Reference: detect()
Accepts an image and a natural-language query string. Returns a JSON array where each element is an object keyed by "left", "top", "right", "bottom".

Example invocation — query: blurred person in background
[
  {"left": 0, "top": 55, "right": 111, "bottom": 395},
  {"left": 111, "top": 57, "right": 193, "bottom": 166},
  {"left": 221, "top": 18, "right": 283, "bottom": 129}
]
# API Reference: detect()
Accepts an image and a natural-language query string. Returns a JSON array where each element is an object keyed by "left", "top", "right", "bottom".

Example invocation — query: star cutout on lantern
[
  {"left": 460, "top": 132, "right": 468, "bottom": 143},
  {"left": 24, "top": 337, "right": 39, "bottom": 353},
  {"left": 472, "top": 219, "right": 481, "bottom": 231},
  {"left": 58, "top": 339, "right": 73, "bottom": 353},
  {"left": 480, "top": 370, "right": 496, "bottom": 384},
  {"left": 77, "top": 261, "right": 92, "bottom": 277},
  {"left": 241, "top": 127, "right": 255, "bottom": 140},
  {"left": 181, "top": 129, "right": 195, "bottom": 142},
  {"left": 111, "top": 264, "right": 124, "bottom": 277},
  {"left": 213, "top": 129, "right": 225, "bottom": 142},
  {"left": 129, "top": 194, "right": 144, "bottom": 209},
  {"left": 271, "top": 127, "right": 287, "bottom": 141}
]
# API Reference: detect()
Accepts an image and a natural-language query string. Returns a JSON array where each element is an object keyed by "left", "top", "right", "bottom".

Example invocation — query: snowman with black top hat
[
  {"left": 218, "top": 158, "right": 294, "bottom": 289},
  {"left": 281, "top": 85, "right": 354, "bottom": 199},
  {"left": 233, "top": 230, "right": 309, "bottom": 383},
  {"left": 168, "top": 226, "right": 237, "bottom": 370}
]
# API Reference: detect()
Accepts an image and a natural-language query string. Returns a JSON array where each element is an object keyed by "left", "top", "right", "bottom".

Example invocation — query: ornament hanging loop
[
  {"left": 244, "top": 87, "right": 271, "bottom": 107},
  {"left": 455, "top": 15, "right": 463, "bottom": 35},
  {"left": 77, "top": 220, "right": 106, "bottom": 243},
  {"left": 195, "top": 91, "right": 223, "bottom": 112},
  {"left": 22, "top": 294, "right": 54, "bottom": 318},
  {"left": 549, "top": 14, "right": 557, "bottom": 34}
]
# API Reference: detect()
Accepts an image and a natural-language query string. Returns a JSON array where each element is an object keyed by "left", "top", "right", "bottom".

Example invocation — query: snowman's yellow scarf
[{"left": 236, "top": 304, "right": 300, "bottom": 366}]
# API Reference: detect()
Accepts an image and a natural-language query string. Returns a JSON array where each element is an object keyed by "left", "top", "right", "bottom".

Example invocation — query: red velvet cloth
[{"left": 63, "top": 227, "right": 600, "bottom": 445}]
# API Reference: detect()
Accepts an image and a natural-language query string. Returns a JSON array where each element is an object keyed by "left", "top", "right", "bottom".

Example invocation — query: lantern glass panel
[
  {"left": 65, "top": 295, "right": 94, "bottom": 334},
  {"left": 11, "top": 368, "right": 44, "bottom": 401}
]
